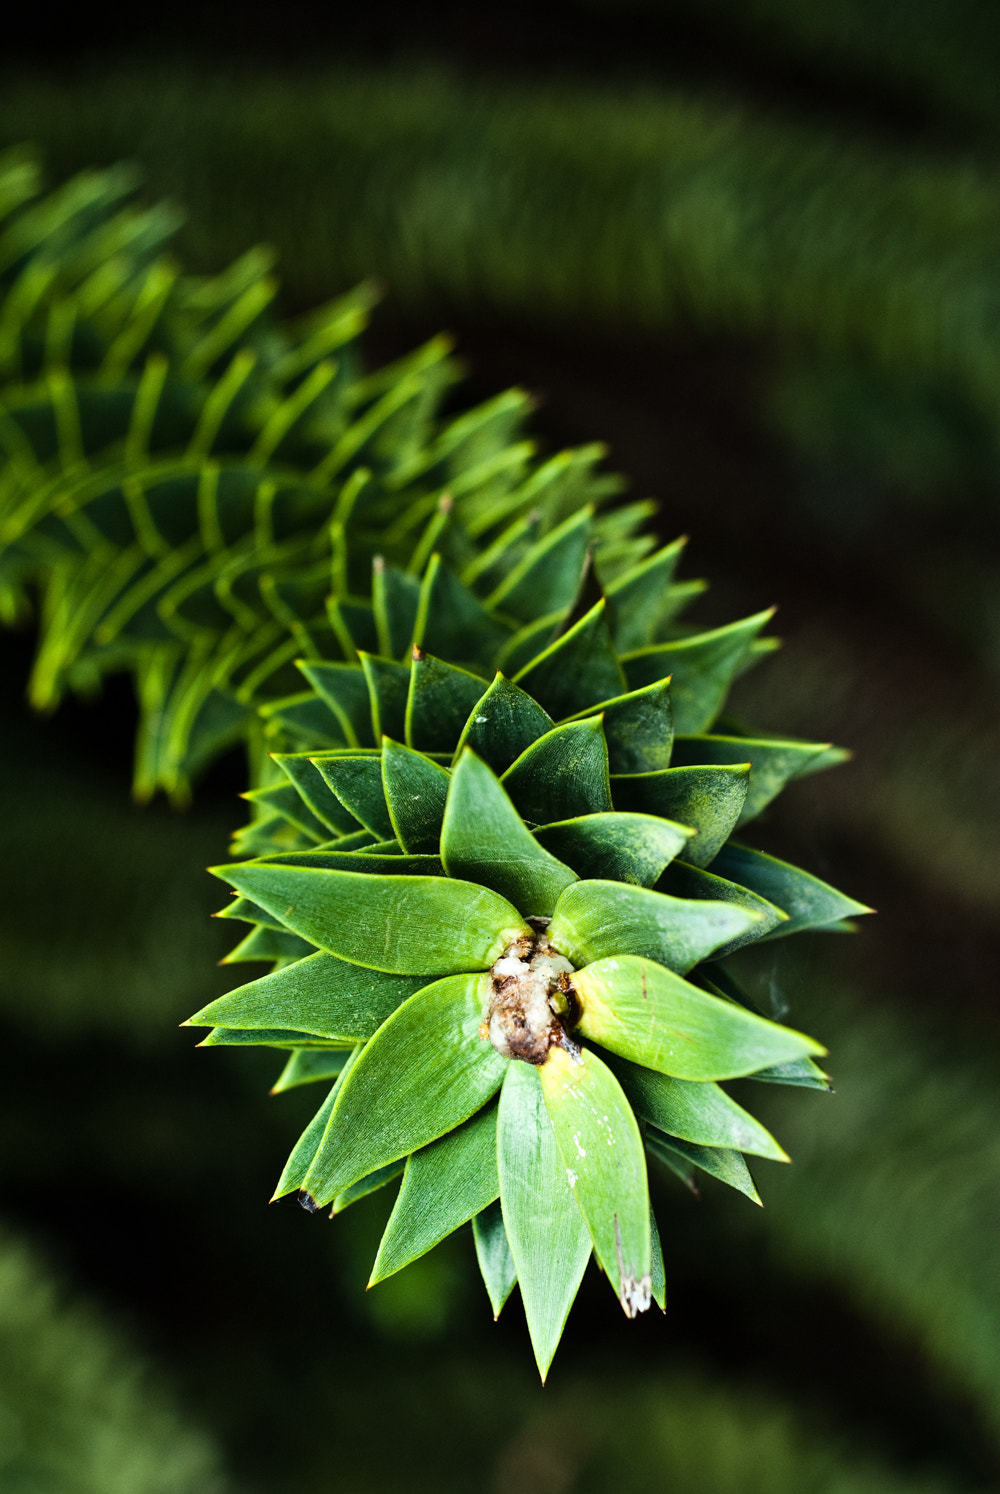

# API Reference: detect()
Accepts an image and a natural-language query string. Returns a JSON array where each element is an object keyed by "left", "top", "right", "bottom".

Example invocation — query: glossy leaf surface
[
  {"left": 622, "top": 611, "right": 773, "bottom": 734},
  {"left": 405, "top": 650, "right": 487, "bottom": 753},
  {"left": 549, "top": 879, "right": 765, "bottom": 973},
  {"left": 473, "top": 1200, "right": 518, "bottom": 1319},
  {"left": 441, "top": 749, "right": 577, "bottom": 917},
  {"left": 607, "top": 1053, "right": 788, "bottom": 1159},
  {"left": 611, "top": 765, "right": 749, "bottom": 868},
  {"left": 311, "top": 753, "right": 394, "bottom": 839},
  {"left": 381, "top": 737, "right": 450, "bottom": 853},
  {"left": 498, "top": 1062, "right": 591, "bottom": 1380},
  {"left": 271, "top": 1048, "right": 351, "bottom": 1093},
  {"left": 513, "top": 601, "right": 624, "bottom": 720},
  {"left": 669, "top": 734, "right": 832, "bottom": 823},
  {"left": 371, "top": 1103, "right": 499, "bottom": 1283},
  {"left": 573, "top": 955, "right": 825, "bottom": 1079},
  {"left": 453, "top": 671, "right": 553, "bottom": 774},
  {"left": 303, "top": 974, "right": 506, "bottom": 1206},
  {"left": 657, "top": 859, "right": 787, "bottom": 956},
  {"left": 501, "top": 717, "right": 612, "bottom": 823},
  {"left": 646, "top": 1129, "right": 761, "bottom": 1204},
  {"left": 213, "top": 863, "right": 529, "bottom": 974},
  {"left": 711, "top": 843, "right": 871, "bottom": 936},
  {"left": 535, "top": 812, "right": 692, "bottom": 887},
  {"left": 539, "top": 1045, "right": 651, "bottom": 1316},
  {"left": 186, "top": 950, "right": 427, "bottom": 1040}
]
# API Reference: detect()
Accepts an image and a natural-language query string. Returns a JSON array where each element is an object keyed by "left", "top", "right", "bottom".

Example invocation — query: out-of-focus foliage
[{"left": 0, "top": 1225, "right": 231, "bottom": 1493}]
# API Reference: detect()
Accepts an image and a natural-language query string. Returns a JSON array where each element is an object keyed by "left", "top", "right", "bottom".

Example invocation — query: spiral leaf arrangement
[{"left": 1, "top": 151, "right": 868, "bottom": 1376}]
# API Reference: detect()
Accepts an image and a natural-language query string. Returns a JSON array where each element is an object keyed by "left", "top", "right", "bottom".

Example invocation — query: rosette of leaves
[
  {"left": 187, "top": 546, "right": 868, "bottom": 1376},
  {"left": 0, "top": 147, "right": 624, "bottom": 802}
]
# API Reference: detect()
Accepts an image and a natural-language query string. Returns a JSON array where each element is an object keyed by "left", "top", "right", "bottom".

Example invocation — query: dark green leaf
[
  {"left": 413, "top": 554, "right": 508, "bottom": 672},
  {"left": 271, "top": 1048, "right": 351, "bottom": 1094},
  {"left": 485, "top": 507, "right": 590, "bottom": 623},
  {"left": 710, "top": 843, "right": 872, "bottom": 937},
  {"left": 212, "top": 863, "right": 530, "bottom": 974},
  {"left": 565, "top": 678, "right": 673, "bottom": 774},
  {"left": 373, "top": 559, "right": 421, "bottom": 659},
  {"left": 513, "top": 601, "right": 625, "bottom": 720},
  {"left": 605, "top": 538, "right": 686, "bottom": 652},
  {"left": 442, "top": 749, "right": 578, "bottom": 917},
  {"left": 371, "top": 1103, "right": 499, "bottom": 1283},
  {"left": 646, "top": 1129, "right": 761, "bottom": 1204},
  {"left": 271, "top": 753, "right": 360, "bottom": 835},
  {"left": 296, "top": 660, "right": 375, "bottom": 747},
  {"left": 606, "top": 1053, "right": 788, "bottom": 1159},
  {"left": 538, "top": 1045, "right": 651, "bottom": 1316},
  {"left": 453, "top": 672, "right": 553, "bottom": 775},
  {"left": 473, "top": 1200, "right": 518, "bottom": 1319},
  {"left": 657, "top": 859, "right": 787, "bottom": 956},
  {"left": 243, "top": 783, "right": 328, "bottom": 843},
  {"left": 501, "top": 718, "right": 612, "bottom": 823},
  {"left": 186, "top": 950, "right": 427, "bottom": 1040},
  {"left": 405, "top": 649, "right": 488, "bottom": 754},
  {"left": 573, "top": 956, "right": 825, "bottom": 1079},
  {"left": 302, "top": 974, "right": 507, "bottom": 1205},
  {"left": 549, "top": 880, "right": 765, "bottom": 974},
  {"left": 497, "top": 1062, "right": 591, "bottom": 1381},
  {"left": 381, "top": 737, "right": 450, "bottom": 853},
  {"left": 535, "top": 812, "right": 692, "bottom": 888},
  {"left": 622, "top": 611, "right": 774, "bottom": 734},
  {"left": 359, "top": 651, "right": 410, "bottom": 741},
  {"left": 215, "top": 895, "right": 285, "bottom": 931},
  {"left": 612, "top": 764, "right": 749, "bottom": 868},
  {"left": 309, "top": 753, "right": 394, "bottom": 840},
  {"left": 495, "top": 610, "right": 565, "bottom": 678},
  {"left": 669, "top": 734, "right": 833, "bottom": 823}
]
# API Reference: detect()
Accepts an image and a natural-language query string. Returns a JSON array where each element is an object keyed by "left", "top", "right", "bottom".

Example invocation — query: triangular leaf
[
  {"left": 564, "top": 678, "right": 673, "bottom": 774},
  {"left": 296, "top": 660, "right": 375, "bottom": 747},
  {"left": 605, "top": 538, "right": 686, "bottom": 651},
  {"left": 442, "top": 749, "right": 578, "bottom": 918},
  {"left": 186, "top": 950, "right": 427, "bottom": 1040},
  {"left": 271, "top": 753, "right": 361, "bottom": 835},
  {"left": 669, "top": 734, "right": 833, "bottom": 823},
  {"left": 372, "top": 558, "right": 421, "bottom": 659},
  {"left": 272, "top": 1053, "right": 360, "bottom": 1200},
  {"left": 405, "top": 649, "right": 488, "bottom": 754},
  {"left": 453, "top": 672, "right": 553, "bottom": 775},
  {"left": 310, "top": 753, "right": 394, "bottom": 840},
  {"left": 710, "top": 843, "right": 872, "bottom": 937},
  {"left": 646, "top": 1129, "right": 761, "bottom": 1204},
  {"left": 473, "top": 1200, "right": 518, "bottom": 1319},
  {"left": 573, "top": 955, "right": 825, "bottom": 1080},
  {"left": 413, "top": 554, "right": 508, "bottom": 671},
  {"left": 497, "top": 1062, "right": 591, "bottom": 1381},
  {"left": 371, "top": 1103, "right": 500, "bottom": 1283},
  {"left": 513, "top": 601, "right": 624, "bottom": 720},
  {"left": 549, "top": 879, "right": 765, "bottom": 974},
  {"left": 212, "top": 863, "right": 530, "bottom": 974},
  {"left": 612, "top": 764, "right": 749, "bottom": 868},
  {"left": 359, "top": 651, "right": 410, "bottom": 741},
  {"left": 302, "top": 974, "right": 507, "bottom": 1205},
  {"left": 485, "top": 507, "right": 591, "bottom": 623},
  {"left": 657, "top": 858, "right": 788, "bottom": 956},
  {"left": 538, "top": 1045, "right": 651, "bottom": 1316},
  {"left": 381, "top": 737, "right": 450, "bottom": 853},
  {"left": 622, "top": 611, "right": 773, "bottom": 734},
  {"left": 606, "top": 1053, "right": 788, "bottom": 1160},
  {"left": 501, "top": 718, "right": 612, "bottom": 824},
  {"left": 535, "top": 812, "right": 692, "bottom": 888}
]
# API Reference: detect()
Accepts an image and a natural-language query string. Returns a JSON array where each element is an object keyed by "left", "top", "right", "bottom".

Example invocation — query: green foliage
[
  {"left": 0, "top": 1224, "right": 231, "bottom": 1492},
  {"left": 0, "top": 150, "right": 863, "bottom": 1375}
]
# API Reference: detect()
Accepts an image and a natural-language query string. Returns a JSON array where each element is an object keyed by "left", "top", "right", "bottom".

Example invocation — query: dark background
[{"left": 2, "top": 4, "right": 1000, "bottom": 1490}]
